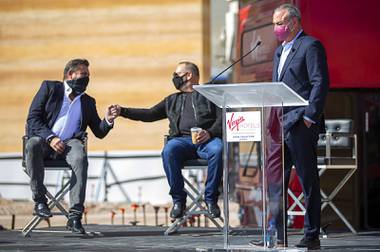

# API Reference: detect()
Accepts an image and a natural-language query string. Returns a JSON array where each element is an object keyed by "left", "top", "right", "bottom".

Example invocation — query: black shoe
[
  {"left": 249, "top": 239, "right": 285, "bottom": 248},
  {"left": 296, "top": 237, "right": 321, "bottom": 250},
  {"left": 66, "top": 218, "right": 85, "bottom": 234},
  {"left": 206, "top": 202, "right": 221, "bottom": 218},
  {"left": 249, "top": 239, "right": 264, "bottom": 247},
  {"left": 33, "top": 203, "right": 52, "bottom": 218},
  {"left": 170, "top": 202, "right": 186, "bottom": 219}
]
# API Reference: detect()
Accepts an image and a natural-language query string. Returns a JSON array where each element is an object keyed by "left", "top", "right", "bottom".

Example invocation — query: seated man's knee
[
  {"left": 26, "top": 137, "right": 44, "bottom": 153},
  {"left": 72, "top": 148, "right": 87, "bottom": 163},
  {"left": 67, "top": 141, "right": 88, "bottom": 168},
  {"left": 162, "top": 141, "right": 180, "bottom": 159},
  {"left": 72, "top": 152, "right": 87, "bottom": 165},
  {"left": 208, "top": 141, "right": 223, "bottom": 157}
]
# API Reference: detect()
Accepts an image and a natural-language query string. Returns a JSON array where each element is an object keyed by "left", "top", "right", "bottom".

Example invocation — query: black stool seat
[
  {"left": 22, "top": 159, "right": 70, "bottom": 169},
  {"left": 183, "top": 159, "right": 208, "bottom": 167}
]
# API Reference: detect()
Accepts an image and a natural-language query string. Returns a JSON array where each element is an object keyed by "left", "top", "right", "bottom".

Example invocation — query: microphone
[{"left": 208, "top": 40, "right": 262, "bottom": 84}]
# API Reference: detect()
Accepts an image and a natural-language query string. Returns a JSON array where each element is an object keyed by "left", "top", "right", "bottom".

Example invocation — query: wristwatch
[{"left": 47, "top": 136, "right": 55, "bottom": 144}]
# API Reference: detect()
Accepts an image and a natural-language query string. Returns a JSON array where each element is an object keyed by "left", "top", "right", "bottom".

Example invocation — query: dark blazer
[
  {"left": 26, "top": 80, "right": 112, "bottom": 140},
  {"left": 273, "top": 32, "right": 329, "bottom": 132}
]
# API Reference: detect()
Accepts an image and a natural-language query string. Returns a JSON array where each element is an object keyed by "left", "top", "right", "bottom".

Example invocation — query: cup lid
[{"left": 190, "top": 127, "right": 202, "bottom": 131}]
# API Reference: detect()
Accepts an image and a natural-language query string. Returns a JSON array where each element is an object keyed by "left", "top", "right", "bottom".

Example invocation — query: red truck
[{"left": 232, "top": 0, "right": 380, "bottom": 230}]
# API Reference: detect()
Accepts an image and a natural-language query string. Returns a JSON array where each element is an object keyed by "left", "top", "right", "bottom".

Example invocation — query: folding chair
[
  {"left": 163, "top": 137, "right": 223, "bottom": 235},
  {"left": 317, "top": 119, "right": 357, "bottom": 233},
  {"left": 21, "top": 135, "right": 85, "bottom": 237},
  {"left": 287, "top": 119, "right": 358, "bottom": 233},
  {"left": 165, "top": 158, "right": 224, "bottom": 235}
]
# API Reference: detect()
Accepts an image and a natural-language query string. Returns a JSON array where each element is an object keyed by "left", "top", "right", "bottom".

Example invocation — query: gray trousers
[{"left": 25, "top": 136, "right": 88, "bottom": 219}]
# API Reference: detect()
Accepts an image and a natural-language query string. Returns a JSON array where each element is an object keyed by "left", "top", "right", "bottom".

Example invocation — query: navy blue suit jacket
[
  {"left": 26, "top": 80, "right": 112, "bottom": 140},
  {"left": 273, "top": 32, "right": 329, "bottom": 132}
]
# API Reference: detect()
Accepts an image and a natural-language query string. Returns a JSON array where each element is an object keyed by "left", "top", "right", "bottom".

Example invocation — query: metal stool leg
[
  {"left": 164, "top": 173, "right": 223, "bottom": 235},
  {"left": 22, "top": 178, "right": 71, "bottom": 237}
]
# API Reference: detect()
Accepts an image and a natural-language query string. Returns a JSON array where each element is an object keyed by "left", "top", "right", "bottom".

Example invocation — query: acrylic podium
[{"left": 193, "top": 82, "right": 308, "bottom": 250}]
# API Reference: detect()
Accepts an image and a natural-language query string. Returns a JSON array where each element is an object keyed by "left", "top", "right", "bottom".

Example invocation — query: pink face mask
[{"left": 274, "top": 24, "right": 290, "bottom": 41}]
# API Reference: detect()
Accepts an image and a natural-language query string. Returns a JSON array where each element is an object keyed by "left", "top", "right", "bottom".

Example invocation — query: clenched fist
[{"left": 106, "top": 104, "right": 120, "bottom": 123}]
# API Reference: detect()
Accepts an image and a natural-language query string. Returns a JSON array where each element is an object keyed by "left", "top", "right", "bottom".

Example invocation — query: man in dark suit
[
  {"left": 273, "top": 4, "right": 329, "bottom": 250},
  {"left": 250, "top": 4, "right": 329, "bottom": 250},
  {"left": 25, "top": 58, "right": 118, "bottom": 234}
]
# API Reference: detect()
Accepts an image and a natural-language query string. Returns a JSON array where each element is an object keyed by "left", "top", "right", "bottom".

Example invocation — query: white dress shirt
[
  {"left": 51, "top": 82, "right": 83, "bottom": 141},
  {"left": 277, "top": 29, "right": 303, "bottom": 79},
  {"left": 277, "top": 30, "right": 314, "bottom": 124}
]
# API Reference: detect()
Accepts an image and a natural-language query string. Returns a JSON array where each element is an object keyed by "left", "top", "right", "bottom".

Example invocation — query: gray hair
[
  {"left": 63, "top": 58, "right": 89, "bottom": 80},
  {"left": 274, "top": 4, "right": 301, "bottom": 21},
  {"left": 179, "top": 61, "right": 199, "bottom": 77}
]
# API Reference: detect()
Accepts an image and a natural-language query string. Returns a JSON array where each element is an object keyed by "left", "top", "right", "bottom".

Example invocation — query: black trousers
[{"left": 270, "top": 119, "right": 321, "bottom": 243}]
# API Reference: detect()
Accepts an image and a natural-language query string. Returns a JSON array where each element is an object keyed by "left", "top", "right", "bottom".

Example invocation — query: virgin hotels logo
[
  {"left": 226, "top": 111, "right": 261, "bottom": 142},
  {"left": 227, "top": 112, "right": 245, "bottom": 131}
]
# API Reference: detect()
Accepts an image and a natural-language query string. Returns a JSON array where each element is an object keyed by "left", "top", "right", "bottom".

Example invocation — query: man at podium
[
  {"left": 264, "top": 3, "right": 329, "bottom": 250},
  {"left": 114, "top": 61, "right": 223, "bottom": 220}
]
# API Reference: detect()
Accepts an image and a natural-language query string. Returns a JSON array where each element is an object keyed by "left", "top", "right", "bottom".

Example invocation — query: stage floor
[{"left": 1, "top": 225, "right": 380, "bottom": 251}]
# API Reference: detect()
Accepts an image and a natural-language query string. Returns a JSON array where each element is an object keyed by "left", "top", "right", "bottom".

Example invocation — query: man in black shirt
[{"left": 116, "top": 61, "right": 223, "bottom": 219}]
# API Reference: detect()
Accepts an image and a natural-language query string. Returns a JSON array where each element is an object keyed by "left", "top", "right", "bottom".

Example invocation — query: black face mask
[
  {"left": 172, "top": 73, "right": 187, "bottom": 90},
  {"left": 66, "top": 76, "right": 89, "bottom": 96}
]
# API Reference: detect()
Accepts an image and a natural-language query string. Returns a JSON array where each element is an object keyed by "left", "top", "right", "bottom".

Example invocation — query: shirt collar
[{"left": 282, "top": 29, "right": 303, "bottom": 48}]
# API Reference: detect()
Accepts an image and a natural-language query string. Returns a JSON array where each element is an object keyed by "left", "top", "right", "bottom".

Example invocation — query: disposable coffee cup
[{"left": 191, "top": 127, "right": 202, "bottom": 144}]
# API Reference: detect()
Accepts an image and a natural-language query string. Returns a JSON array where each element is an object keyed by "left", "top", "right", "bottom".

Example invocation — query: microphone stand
[
  {"left": 206, "top": 40, "right": 262, "bottom": 177},
  {"left": 208, "top": 40, "right": 262, "bottom": 84}
]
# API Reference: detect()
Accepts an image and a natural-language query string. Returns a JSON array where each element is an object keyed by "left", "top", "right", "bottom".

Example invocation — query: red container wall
[{"left": 296, "top": 0, "right": 380, "bottom": 88}]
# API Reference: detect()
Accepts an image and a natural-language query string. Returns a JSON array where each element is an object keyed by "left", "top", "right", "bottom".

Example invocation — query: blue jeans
[{"left": 161, "top": 136, "right": 223, "bottom": 204}]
